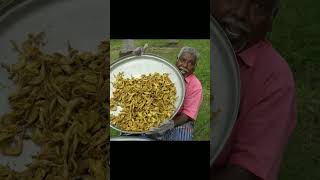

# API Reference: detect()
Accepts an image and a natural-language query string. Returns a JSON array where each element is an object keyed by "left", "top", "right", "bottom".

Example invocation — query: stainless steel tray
[
  {"left": 111, "top": 136, "right": 154, "bottom": 141},
  {"left": 0, "top": 0, "right": 109, "bottom": 172},
  {"left": 110, "top": 54, "right": 185, "bottom": 134},
  {"left": 210, "top": 16, "right": 240, "bottom": 165}
]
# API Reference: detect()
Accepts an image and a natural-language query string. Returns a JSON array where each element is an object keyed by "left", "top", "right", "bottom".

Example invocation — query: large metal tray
[
  {"left": 110, "top": 54, "right": 185, "bottom": 134},
  {"left": 110, "top": 136, "right": 154, "bottom": 141},
  {"left": 210, "top": 16, "right": 240, "bottom": 165},
  {"left": 0, "top": 0, "right": 109, "bottom": 172}
]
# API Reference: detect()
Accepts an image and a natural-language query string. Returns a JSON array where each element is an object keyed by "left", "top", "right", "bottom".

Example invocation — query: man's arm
[
  {"left": 176, "top": 83, "right": 202, "bottom": 126},
  {"left": 211, "top": 165, "right": 259, "bottom": 180},
  {"left": 211, "top": 71, "right": 296, "bottom": 180},
  {"left": 172, "top": 112, "right": 192, "bottom": 127}
]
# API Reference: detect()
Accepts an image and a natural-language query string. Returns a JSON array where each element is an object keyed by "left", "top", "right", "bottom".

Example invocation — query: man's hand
[
  {"left": 173, "top": 113, "right": 192, "bottom": 127},
  {"left": 146, "top": 119, "right": 175, "bottom": 135},
  {"left": 145, "top": 112, "right": 190, "bottom": 136}
]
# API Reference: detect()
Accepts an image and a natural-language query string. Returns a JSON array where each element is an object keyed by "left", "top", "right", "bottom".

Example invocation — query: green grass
[
  {"left": 110, "top": 39, "right": 210, "bottom": 140},
  {"left": 269, "top": 0, "right": 320, "bottom": 179}
]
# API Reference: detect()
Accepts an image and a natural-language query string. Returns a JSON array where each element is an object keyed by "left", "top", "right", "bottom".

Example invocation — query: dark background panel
[
  {"left": 110, "top": 141, "right": 210, "bottom": 180},
  {"left": 111, "top": 0, "right": 210, "bottom": 39}
]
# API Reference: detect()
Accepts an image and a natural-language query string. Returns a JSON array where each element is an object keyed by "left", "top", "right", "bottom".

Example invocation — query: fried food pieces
[
  {"left": 110, "top": 72, "right": 177, "bottom": 132},
  {"left": 0, "top": 32, "right": 109, "bottom": 180}
]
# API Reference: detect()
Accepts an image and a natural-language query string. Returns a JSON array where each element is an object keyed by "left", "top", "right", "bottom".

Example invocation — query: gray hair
[{"left": 177, "top": 46, "right": 200, "bottom": 64}]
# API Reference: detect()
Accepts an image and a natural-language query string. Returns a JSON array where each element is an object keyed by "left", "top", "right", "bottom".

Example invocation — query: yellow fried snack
[
  {"left": 110, "top": 72, "right": 177, "bottom": 132},
  {"left": 0, "top": 33, "right": 109, "bottom": 180}
]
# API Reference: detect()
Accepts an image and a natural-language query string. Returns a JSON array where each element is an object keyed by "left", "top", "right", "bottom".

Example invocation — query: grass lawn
[
  {"left": 110, "top": 39, "right": 210, "bottom": 140},
  {"left": 270, "top": 0, "right": 320, "bottom": 179}
]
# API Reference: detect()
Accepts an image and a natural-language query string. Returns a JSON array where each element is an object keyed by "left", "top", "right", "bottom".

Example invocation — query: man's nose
[
  {"left": 180, "top": 61, "right": 188, "bottom": 68},
  {"left": 232, "top": 0, "right": 250, "bottom": 21}
]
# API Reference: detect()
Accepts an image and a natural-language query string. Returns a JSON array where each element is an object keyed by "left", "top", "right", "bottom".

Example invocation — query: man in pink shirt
[
  {"left": 149, "top": 47, "right": 203, "bottom": 141},
  {"left": 210, "top": 0, "right": 296, "bottom": 180}
]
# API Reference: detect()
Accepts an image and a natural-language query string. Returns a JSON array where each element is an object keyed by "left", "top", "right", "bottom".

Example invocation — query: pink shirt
[
  {"left": 211, "top": 39, "right": 296, "bottom": 180},
  {"left": 179, "top": 73, "right": 203, "bottom": 121}
]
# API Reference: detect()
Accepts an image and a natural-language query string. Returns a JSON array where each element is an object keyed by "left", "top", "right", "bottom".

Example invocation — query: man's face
[
  {"left": 211, "top": 0, "right": 277, "bottom": 52},
  {"left": 176, "top": 52, "right": 196, "bottom": 78}
]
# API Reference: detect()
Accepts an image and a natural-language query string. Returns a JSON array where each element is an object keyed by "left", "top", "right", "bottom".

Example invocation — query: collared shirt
[
  {"left": 179, "top": 73, "right": 203, "bottom": 121},
  {"left": 212, "top": 39, "right": 296, "bottom": 180}
]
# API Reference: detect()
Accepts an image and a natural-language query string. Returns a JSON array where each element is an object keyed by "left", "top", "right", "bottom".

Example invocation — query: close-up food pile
[
  {"left": 0, "top": 32, "right": 109, "bottom": 179},
  {"left": 110, "top": 72, "right": 177, "bottom": 132}
]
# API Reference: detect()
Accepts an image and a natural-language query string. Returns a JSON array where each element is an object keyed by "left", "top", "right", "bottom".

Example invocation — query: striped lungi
[{"left": 161, "top": 121, "right": 194, "bottom": 141}]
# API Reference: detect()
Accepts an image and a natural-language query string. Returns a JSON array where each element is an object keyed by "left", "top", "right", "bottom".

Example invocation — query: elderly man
[
  {"left": 210, "top": 0, "right": 296, "bottom": 180},
  {"left": 147, "top": 47, "right": 203, "bottom": 141},
  {"left": 120, "top": 46, "right": 203, "bottom": 141}
]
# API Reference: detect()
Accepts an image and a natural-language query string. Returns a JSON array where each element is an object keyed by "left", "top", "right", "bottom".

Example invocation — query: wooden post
[{"left": 119, "top": 39, "right": 135, "bottom": 57}]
